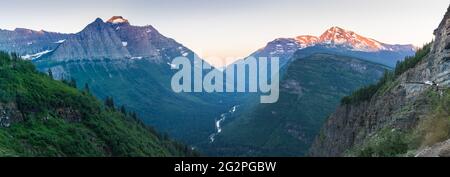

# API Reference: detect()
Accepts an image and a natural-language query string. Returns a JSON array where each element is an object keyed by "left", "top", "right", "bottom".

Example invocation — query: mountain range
[
  {"left": 0, "top": 15, "right": 424, "bottom": 156},
  {"left": 250, "top": 26, "right": 415, "bottom": 67},
  {"left": 1, "top": 16, "right": 239, "bottom": 147},
  {"left": 200, "top": 26, "right": 415, "bottom": 156}
]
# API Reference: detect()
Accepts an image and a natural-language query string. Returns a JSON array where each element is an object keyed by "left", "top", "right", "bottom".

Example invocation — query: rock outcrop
[{"left": 0, "top": 102, "right": 23, "bottom": 128}]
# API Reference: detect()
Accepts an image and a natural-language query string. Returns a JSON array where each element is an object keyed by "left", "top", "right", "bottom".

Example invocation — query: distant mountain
[
  {"left": 206, "top": 53, "right": 388, "bottom": 156},
  {"left": 32, "top": 16, "right": 193, "bottom": 63},
  {"left": 309, "top": 5, "right": 450, "bottom": 157},
  {"left": 0, "top": 52, "right": 196, "bottom": 157},
  {"left": 250, "top": 26, "right": 415, "bottom": 67},
  {"left": 0, "top": 16, "right": 193, "bottom": 63}
]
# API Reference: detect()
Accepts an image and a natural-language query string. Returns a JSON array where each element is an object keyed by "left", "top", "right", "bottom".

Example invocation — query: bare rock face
[
  {"left": 0, "top": 102, "right": 23, "bottom": 128},
  {"left": 48, "top": 18, "right": 131, "bottom": 61},
  {"left": 46, "top": 16, "right": 192, "bottom": 63},
  {"left": 108, "top": 17, "right": 191, "bottom": 63},
  {"left": 309, "top": 5, "right": 450, "bottom": 157},
  {"left": 431, "top": 6, "right": 450, "bottom": 87}
]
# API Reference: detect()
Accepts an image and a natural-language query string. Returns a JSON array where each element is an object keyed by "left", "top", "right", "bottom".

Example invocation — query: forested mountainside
[
  {"left": 0, "top": 52, "right": 197, "bottom": 157},
  {"left": 207, "top": 53, "right": 388, "bottom": 156},
  {"left": 310, "top": 6, "right": 450, "bottom": 157}
]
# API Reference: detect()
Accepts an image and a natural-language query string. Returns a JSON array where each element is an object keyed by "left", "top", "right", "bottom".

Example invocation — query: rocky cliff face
[
  {"left": 47, "top": 18, "right": 131, "bottom": 61},
  {"left": 108, "top": 16, "right": 192, "bottom": 63},
  {"left": 309, "top": 5, "right": 450, "bottom": 157},
  {"left": 52, "top": 16, "right": 191, "bottom": 63}
]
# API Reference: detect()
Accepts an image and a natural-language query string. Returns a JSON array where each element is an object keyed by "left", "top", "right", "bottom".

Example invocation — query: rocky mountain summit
[
  {"left": 251, "top": 27, "right": 415, "bottom": 66},
  {"left": 44, "top": 16, "right": 192, "bottom": 63},
  {"left": 0, "top": 16, "right": 192, "bottom": 63},
  {"left": 309, "top": 5, "right": 450, "bottom": 157}
]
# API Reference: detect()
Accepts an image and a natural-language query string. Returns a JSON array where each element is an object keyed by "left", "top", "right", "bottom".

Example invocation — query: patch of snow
[
  {"left": 21, "top": 50, "right": 52, "bottom": 60},
  {"left": 54, "top": 39, "right": 66, "bottom": 44},
  {"left": 27, "top": 42, "right": 33, "bottom": 45},
  {"left": 122, "top": 41, "right": 128, "bottom": 47},
  {"left": 167, "top": 62, "right": 177, "bottom": 69},
  {"left": 131, "top": 56, "right": 143, "bottom": 60}
]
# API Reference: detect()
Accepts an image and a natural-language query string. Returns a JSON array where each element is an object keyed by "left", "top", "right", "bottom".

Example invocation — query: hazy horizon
[{"left": 1, "top": 0, "right": 449, "bottom": 66}]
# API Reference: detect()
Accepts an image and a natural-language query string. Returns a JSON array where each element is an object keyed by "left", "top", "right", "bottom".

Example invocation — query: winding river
[{"left": 209, "top": 105, "right": 238, "bottom": 143}]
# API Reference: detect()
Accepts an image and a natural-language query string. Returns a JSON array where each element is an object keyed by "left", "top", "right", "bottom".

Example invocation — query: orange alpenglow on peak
[
  {"left": 294, "top": 26, "right": 385, "bottom": 51},
  {"left": 107, "top": 16, "right": 129, "bottom": 24},
  {"left": 319, "top": 26, "right": 384, "bottom": 51},
  {"left": 294, "top": 35, "right": 319, "bottom": 48}
]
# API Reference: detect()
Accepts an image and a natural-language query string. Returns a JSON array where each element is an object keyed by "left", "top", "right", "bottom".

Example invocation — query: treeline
[
  {"left": 394, "top": 43, "right": 432, "bottom": 77},
  {"left": 341, "top": 42, "right": 432, "bottom": 105}
]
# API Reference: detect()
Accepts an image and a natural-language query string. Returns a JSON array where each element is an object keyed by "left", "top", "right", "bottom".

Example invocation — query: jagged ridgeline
[{"left": 0, "top": 52, "right": 197, "bottom": 157}]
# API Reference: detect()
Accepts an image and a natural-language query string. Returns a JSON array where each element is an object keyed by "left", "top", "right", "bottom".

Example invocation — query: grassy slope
[{"left": 0, "top": 52, "right": 196, "bottom": 157}]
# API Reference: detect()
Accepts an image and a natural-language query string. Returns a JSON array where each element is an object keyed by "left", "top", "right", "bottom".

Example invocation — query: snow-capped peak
[
  {"left": 290, "top": 26, "right": 388, "bottom": 52},
  {"left": 318, "top": 26, "right": 385, "bottom": 51},
  {"left": 107, "top": 16, "right": 129, "bottom": 24}
]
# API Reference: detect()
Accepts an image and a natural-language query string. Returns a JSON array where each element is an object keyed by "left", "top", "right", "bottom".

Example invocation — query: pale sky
[{"left": 1, "top": 0, "right": 449, "bottom": 66}]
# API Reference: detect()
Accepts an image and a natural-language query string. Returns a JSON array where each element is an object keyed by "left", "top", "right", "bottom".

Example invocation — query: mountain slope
[
  {"left": 0, "top": 52, "right": 195, "bottom": 157},
  {"left": 207, "top": 53, "right": 388, "bottom": 156},
  {"left": 26, "top": 17, "right": 237, "bottom": 147},
  {"left": 0, "top": 28, "right": 70, "bottom": 60},
  {"left": 250, "top": 26, "right": 415, "bottom": 67},
  {"left": 309, "top": 6, "right": 450, "bottom": 157}
]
